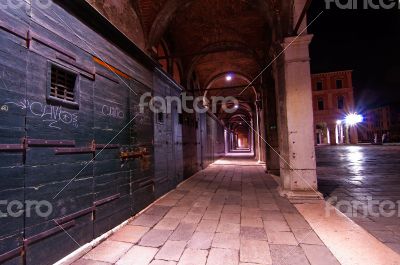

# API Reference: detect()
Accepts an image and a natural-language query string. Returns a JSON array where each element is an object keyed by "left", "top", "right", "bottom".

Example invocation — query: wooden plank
[
  {"left": 56, "top": 54, "right": 95, "bottom": 80},
  {"left": 0, "top": 246, "right": 22, "bottom": 264},
  {"left": 54, "top": 207, "right": 94, "bottom": 224},
  {"left": 93, "top": 193, "right": 120, "bottom": 207},
  {"left": 0, "top": 144, "right": 24, "bottom": 151},
  {"left": 0, "top": 19, "right": 26, "bottom": 39},
  {"left": 95, "top": 69, "right": 119, "bottom": 84},
  {"left": 54, "top": 147, "right": 94, "bottom": 155},
  {"left": 30, "top": 31, "right": 76, "bottom": 60},
  {"left": 24, "top": 221, "right": 75, "bottom": 246},
  {"left": 27, "top": 138, "right": 75, "bottom": 147}
]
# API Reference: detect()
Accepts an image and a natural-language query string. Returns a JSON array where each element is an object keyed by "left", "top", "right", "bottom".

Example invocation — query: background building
[
  {"left": 358, "top": 104, "right": 400, "bottom": 143},
  {"left": 312, "top": 70, "right": 358, "bottom": 145}
]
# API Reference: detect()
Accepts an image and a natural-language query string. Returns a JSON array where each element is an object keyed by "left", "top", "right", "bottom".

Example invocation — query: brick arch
[
  {"left": 146, "top": 0, "right": 195, "bottom": 50},
  {"left": 146, "top": 0, "right": 278, "bottom": 50},
  {"left": 205, "top": 71, "right": 257, "bottom": 95},
  {"left": 185, "top": 41, "right": 263, "bottom": 90},
  {"left": 88, "top": 0, "right": 146, "bottom": 49}
]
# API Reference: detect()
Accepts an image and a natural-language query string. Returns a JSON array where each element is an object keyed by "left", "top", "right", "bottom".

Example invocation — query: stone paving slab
[
  {"left": 116, "top": 246, "right": 158, "bottom": 265},
  {"left": 316, "top": 145, "right": 400, "bottom": 254},
  {"left": 296, "top": 201, "right": 400, "bottom": 265},
  {"left": 110, "top": 225, "right": 149, "bottom": 244},
  {"left": 139, "top": 229, "right": 173, "bottom": 247},
  {"left": 71, "top": 158, "right": 341, "bottom": 265},
  {"left": 82, "top": 241, "right": 131, "bottom": 263}
]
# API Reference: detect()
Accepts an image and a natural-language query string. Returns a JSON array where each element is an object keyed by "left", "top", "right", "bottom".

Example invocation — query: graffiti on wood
[
  {"left": 3, "top": 99, "right": 79, "bottom": 130},
  {"left": 101, "top": 104, "right": 125, "bottom": 120}
]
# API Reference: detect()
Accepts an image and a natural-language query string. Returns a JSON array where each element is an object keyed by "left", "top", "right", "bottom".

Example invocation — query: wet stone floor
[
  {"left": 316, "top": 145, "right": 400, "bottom": 254},
  {"left": 73, "top": 157, "right": 339, "bottom": 265}
]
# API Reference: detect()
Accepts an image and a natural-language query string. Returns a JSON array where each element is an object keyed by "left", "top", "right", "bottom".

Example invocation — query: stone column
[
  {"left": 328, "top": 124, "right": 337, "bottom": 145},
  {"left": 350, "top": 126, "right": 358, "bottom": 144},
  {"left": 275, "top": 34, "right": 321, "bottom": 199},
  {"left": 265, "top": 83, "right": 280, "bottom": 175},
  {"left": 255, "top": 102, "right": 262, "bottom": 162},
  {"left": 258, "top": 102, "right": 267, "bottom": 163},
  {"left": 224, "top": 129, "right": 228, "bottom": 154}
]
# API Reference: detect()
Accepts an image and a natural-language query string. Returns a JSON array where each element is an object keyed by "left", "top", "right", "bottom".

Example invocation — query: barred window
[{"left": 50, "top": 65, "right": 77, "bottom": 102}]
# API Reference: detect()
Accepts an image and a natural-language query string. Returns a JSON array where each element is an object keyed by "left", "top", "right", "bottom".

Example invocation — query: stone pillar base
[
  {"left": 267, "top": 169, "right": 280, "bottom": 176},
  {"left": 278, "top": 186, "right": 323, "bottom": 202}
]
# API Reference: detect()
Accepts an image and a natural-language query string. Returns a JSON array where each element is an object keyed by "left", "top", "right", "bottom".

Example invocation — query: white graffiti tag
[
  {"left": 101, "top": 104, "right": 125, "bottom": 120},
  {"left": 4, "top": 99, "right": 78, "bottom": 130}
]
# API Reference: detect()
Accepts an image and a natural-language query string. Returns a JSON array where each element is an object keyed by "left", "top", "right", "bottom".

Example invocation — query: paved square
[{"left": 317, "top": 145, "right": 400, "bottom": 254}]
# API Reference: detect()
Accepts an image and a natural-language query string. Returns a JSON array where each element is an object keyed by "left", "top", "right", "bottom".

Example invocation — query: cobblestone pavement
[
  {"left": 73, "top": 158, "right": 339, "bottom": 265},
  {"left": 316, "top": 145, "right": 400, "bottom": 254}
]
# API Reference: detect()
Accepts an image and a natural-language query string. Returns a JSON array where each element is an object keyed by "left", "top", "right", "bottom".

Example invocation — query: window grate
[{"left": 50, "top": 65, "right": 76, "bottom": 102}]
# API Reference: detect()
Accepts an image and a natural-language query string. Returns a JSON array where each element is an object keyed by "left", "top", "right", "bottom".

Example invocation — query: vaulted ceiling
[{"left": 89, "top": 0, "right": 297, "bottom": 124}]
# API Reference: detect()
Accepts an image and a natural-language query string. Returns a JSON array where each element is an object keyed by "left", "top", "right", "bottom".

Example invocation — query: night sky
[{"left": 307, "top": 1, "right": 400, "bottom": 111}]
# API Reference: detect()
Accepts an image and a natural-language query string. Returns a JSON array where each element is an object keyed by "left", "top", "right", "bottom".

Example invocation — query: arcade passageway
[
  {"left": 72, "top": 157, "right": 339, "bottom": 265},
  {"left": 1, "top": 0, "right": 400, "bottom": 264}
]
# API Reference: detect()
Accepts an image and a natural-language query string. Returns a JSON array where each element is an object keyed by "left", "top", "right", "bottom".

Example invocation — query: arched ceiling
[
  {"left": 107, "top": 0, "right": 296, "bottom": 94},
  {"left": 165, "top": 0, "right": 273, "bottom": 87},
  {"left": 88, "top": 0, "right": 300, "bottom": 132},
  {"left": 88, "top": 0, "right": 146, "bottom": 49},
  {"left": 97, "top": 0, "right": 296, "bottom": 127}
]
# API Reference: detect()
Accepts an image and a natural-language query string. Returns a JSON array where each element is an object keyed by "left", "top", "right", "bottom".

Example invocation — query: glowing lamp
[{"left": 345, "top": 113, "right": 363, "bottom": 126}]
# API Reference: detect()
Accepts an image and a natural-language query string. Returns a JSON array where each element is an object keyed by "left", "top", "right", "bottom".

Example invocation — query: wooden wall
[
  {"left": 0, "top": 1, "right": 225, "bottom": 264},
  {"left": 0, "top": 1, "right": 181, "bottom": 264},
  {"left": 153, "top": 69, "right": 184, "bottom": 198},
  {"left": 197, "top": 113, "right": 225, "bottom": 169}
]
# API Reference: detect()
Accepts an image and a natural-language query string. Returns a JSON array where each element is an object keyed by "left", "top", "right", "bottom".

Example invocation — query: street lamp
[{"left": 345, "top": 113, "right": 363, "bottom": 126}]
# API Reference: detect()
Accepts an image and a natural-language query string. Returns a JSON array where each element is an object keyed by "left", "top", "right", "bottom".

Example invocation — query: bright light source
[
  {"left": 336, "top": 120, "right": 342, "bottom": 125},
  {"left": 234, "top": 105, "right": 239, "bottom": 108},
  {"left": 345, "top": 113, "right": 363, "bottom": 126},
  {"left": 226, "top": 74, "right": 232, "bottom": 81}
]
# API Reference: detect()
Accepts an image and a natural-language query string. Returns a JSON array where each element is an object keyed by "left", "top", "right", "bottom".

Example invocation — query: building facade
[
  {"left": 312, "top": 70, "right": 358, "bottom": 145},
  {"left": 358, "top": 104, "right": 400, "bottom": 143}
]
